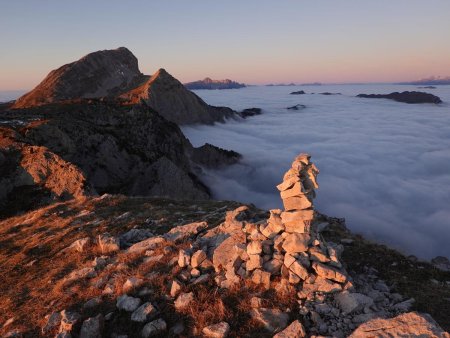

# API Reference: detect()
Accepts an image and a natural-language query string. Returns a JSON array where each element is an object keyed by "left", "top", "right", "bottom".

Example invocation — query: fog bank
[{"left": 183, "top": 85, "right": 450, "bottom": 260}]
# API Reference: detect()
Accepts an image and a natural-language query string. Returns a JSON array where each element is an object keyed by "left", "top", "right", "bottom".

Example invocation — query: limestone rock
[
  {"left": 247, "top": 241, "right": 263, "bottom": 255},
  {"left": 273, "top": 320, "right": 306, "bottom": 338},
  {"left": 127, "top": 236, "right": 165, "bottom": 254},
  {"left": 202, "top": 322, "right": 231, "bottom": 338},
  {"left": 263, "top": 258, "right": 282, "bottom": 275},
  {"left": 280, "top": 182, "right": 307, "bottom": 199},
  {"left": 164, "top": 221, "right": 208, "bottom": 243},
  {"left": 79, "top": 314, "right": 103, "bottom": 338},
  {"left": 250, "top": 308, "right": 289, "bottom": 333},
  {"left": 247, "top": 254, "right": 263, "bottom": 271},
  {"left": 348, "top": 312, "right": 449, "bottom": 337},
  {"left": 174, "top": 292, "right": 194, "bottom": 310},
  {"left": 122, "top": 277, "right": 143, "bottom": 293},
  {"left": 170, "top": 280, "right": 182, "bottom": 297},
  {"left": 282, "top": 195, "right": 313, "bottom": 211},
  {"left": 191, "top": 249, "right": 207, "bottom": 268},
  {"left": 119, "top": 229, "right": 153, "bottom": 246},
  {"left": 131, "top": 302, "right": 158, "bottom": 322},
  {"left": 312, "top": 262, "right": 347, "bottom": 283},
  {"left": 335, "top": 291, "right": 374, "bottom": 314},
  {"left": 289, "top": 260, "right": 309, "bottom": 280},
  {"left": 116, "top": 295, "right": 141, "bottom": 312},
  {"left": 252, "top": 269, "right": 271, "bottom": 289},
  {"left": 261, "top": 210, "right": 284, "bottom": 238},
  {"left": 282, "top": 233, "right": 310, "bottom": 253},
  {"left": 178, "top": 249, "right": 191, "bottom": 268},
  {"left": 141, "top": 318, "right": 167, "bottom": 338}
]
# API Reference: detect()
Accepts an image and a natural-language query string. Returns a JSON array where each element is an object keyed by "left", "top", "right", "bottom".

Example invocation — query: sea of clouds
[{"left": 183, "top": 84, "right": 450, "bottom": 260}]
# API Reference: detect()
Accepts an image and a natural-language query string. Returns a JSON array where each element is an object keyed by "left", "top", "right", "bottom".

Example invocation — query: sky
[{"left": 1, "top": 1, "right": 450, "bottom": 90}]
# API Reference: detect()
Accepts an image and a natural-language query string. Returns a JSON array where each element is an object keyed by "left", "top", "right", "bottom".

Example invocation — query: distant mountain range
[
  {"left": 400, "top": 76, "right": 450, "bottom": 85},
  {"left": 184, "top": 77, "right": 246, "bottom": 90}
]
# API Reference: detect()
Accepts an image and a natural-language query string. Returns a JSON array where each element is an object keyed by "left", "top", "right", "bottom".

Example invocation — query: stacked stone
[{"left": 174, "top": 154, "right": 349, "bottom": 303}]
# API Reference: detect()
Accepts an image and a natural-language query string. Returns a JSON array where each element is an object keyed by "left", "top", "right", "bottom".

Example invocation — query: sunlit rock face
[
  {"left": 12, "top": 47, "right": 236, "bottom": 125},
  {"left": 119, "top": 69, "right": 235, "bottom": 125},
  {"left": 13, "top": 47, "right": 145, "bottom": 108}
]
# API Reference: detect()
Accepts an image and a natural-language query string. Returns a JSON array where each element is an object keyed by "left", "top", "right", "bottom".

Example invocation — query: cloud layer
[{"left": 183, "top": 85, "right": 450, "bottom": 259}]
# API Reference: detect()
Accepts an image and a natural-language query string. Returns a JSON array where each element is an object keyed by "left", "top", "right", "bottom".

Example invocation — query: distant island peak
[{"left": 184, "top": 77, "right": 246, "bottom": 90}]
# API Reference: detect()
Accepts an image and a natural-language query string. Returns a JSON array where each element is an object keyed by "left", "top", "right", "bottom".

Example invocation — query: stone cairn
[{"left": 186, "top": 153, "right": 351, "bottom": 296}]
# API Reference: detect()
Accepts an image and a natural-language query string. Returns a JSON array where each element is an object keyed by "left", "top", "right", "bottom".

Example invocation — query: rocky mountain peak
[{"left": 13, "top": 47, "right": 145, "bottom": 108}]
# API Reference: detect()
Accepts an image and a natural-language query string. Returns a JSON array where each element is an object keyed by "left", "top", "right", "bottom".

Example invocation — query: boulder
[
  {"left": 273, "top": 320, "right": 306, "bottom": 338},
  {"left": 349, "top": 312, "right": 449, "bottom": 337}
]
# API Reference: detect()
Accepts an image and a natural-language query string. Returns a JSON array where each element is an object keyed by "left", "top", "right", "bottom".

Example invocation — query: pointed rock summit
[
  {"left": 13, "top": 47, "right": 145, "bottom": 108},
  {"left": 119, "top": 68, "right": 235, "bottom": 124},
  {"left": 12, "top": 47, "right": 236, "bottom": 124}
]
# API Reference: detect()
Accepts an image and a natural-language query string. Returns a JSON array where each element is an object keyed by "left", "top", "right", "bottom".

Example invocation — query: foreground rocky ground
[{"left": 1, "top": 156, "right": 449, "bottom": 337}]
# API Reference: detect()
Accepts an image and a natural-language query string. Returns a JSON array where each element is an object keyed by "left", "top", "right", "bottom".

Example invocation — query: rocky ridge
[
  {"left": 13, "top": 47, "right": 145, "bottom": 109},
  {"left": 118, "top": 69, "right": 235, "bottom": 125},
  {"left": 11, "top": 48, "right": 238, "bottom": 125},
  {"left": 0, "top": 101, "right": 241, "bottom": 217},
  {"left": 3, "top": 155, "right": 447, "bottom": 337}
]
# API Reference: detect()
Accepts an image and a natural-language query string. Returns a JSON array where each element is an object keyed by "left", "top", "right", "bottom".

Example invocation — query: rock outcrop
[
  {"left": 349, "top": 312, "right": 449, "bottom": 338},
  {"left": 119, "top": 69, "right": 235, "bottom": 124},
  {"left": 357, "top": 91, "right": 442, "bottom": 104},
  {"left": 12, "top": 48, "right": 239, "bottom": 125},
  {"left": 13, "top": 47, "right": 145, "bottom": 108},
  {"left": 190, "top": 143, "right": 241, "bottom": 168},
  {"left": 0, "top": 101, "right": 242, "bottom": 215},
  {"left": 290, "top": 90, "right": 306, "bottom": 95},
  {"left": 184, "top": 77, "right": 246, "bottom": 90}
]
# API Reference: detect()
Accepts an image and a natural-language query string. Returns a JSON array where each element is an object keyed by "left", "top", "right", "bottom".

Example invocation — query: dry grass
[{"left": 0, "top": 195, "right": 240, "bottom": 337}]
